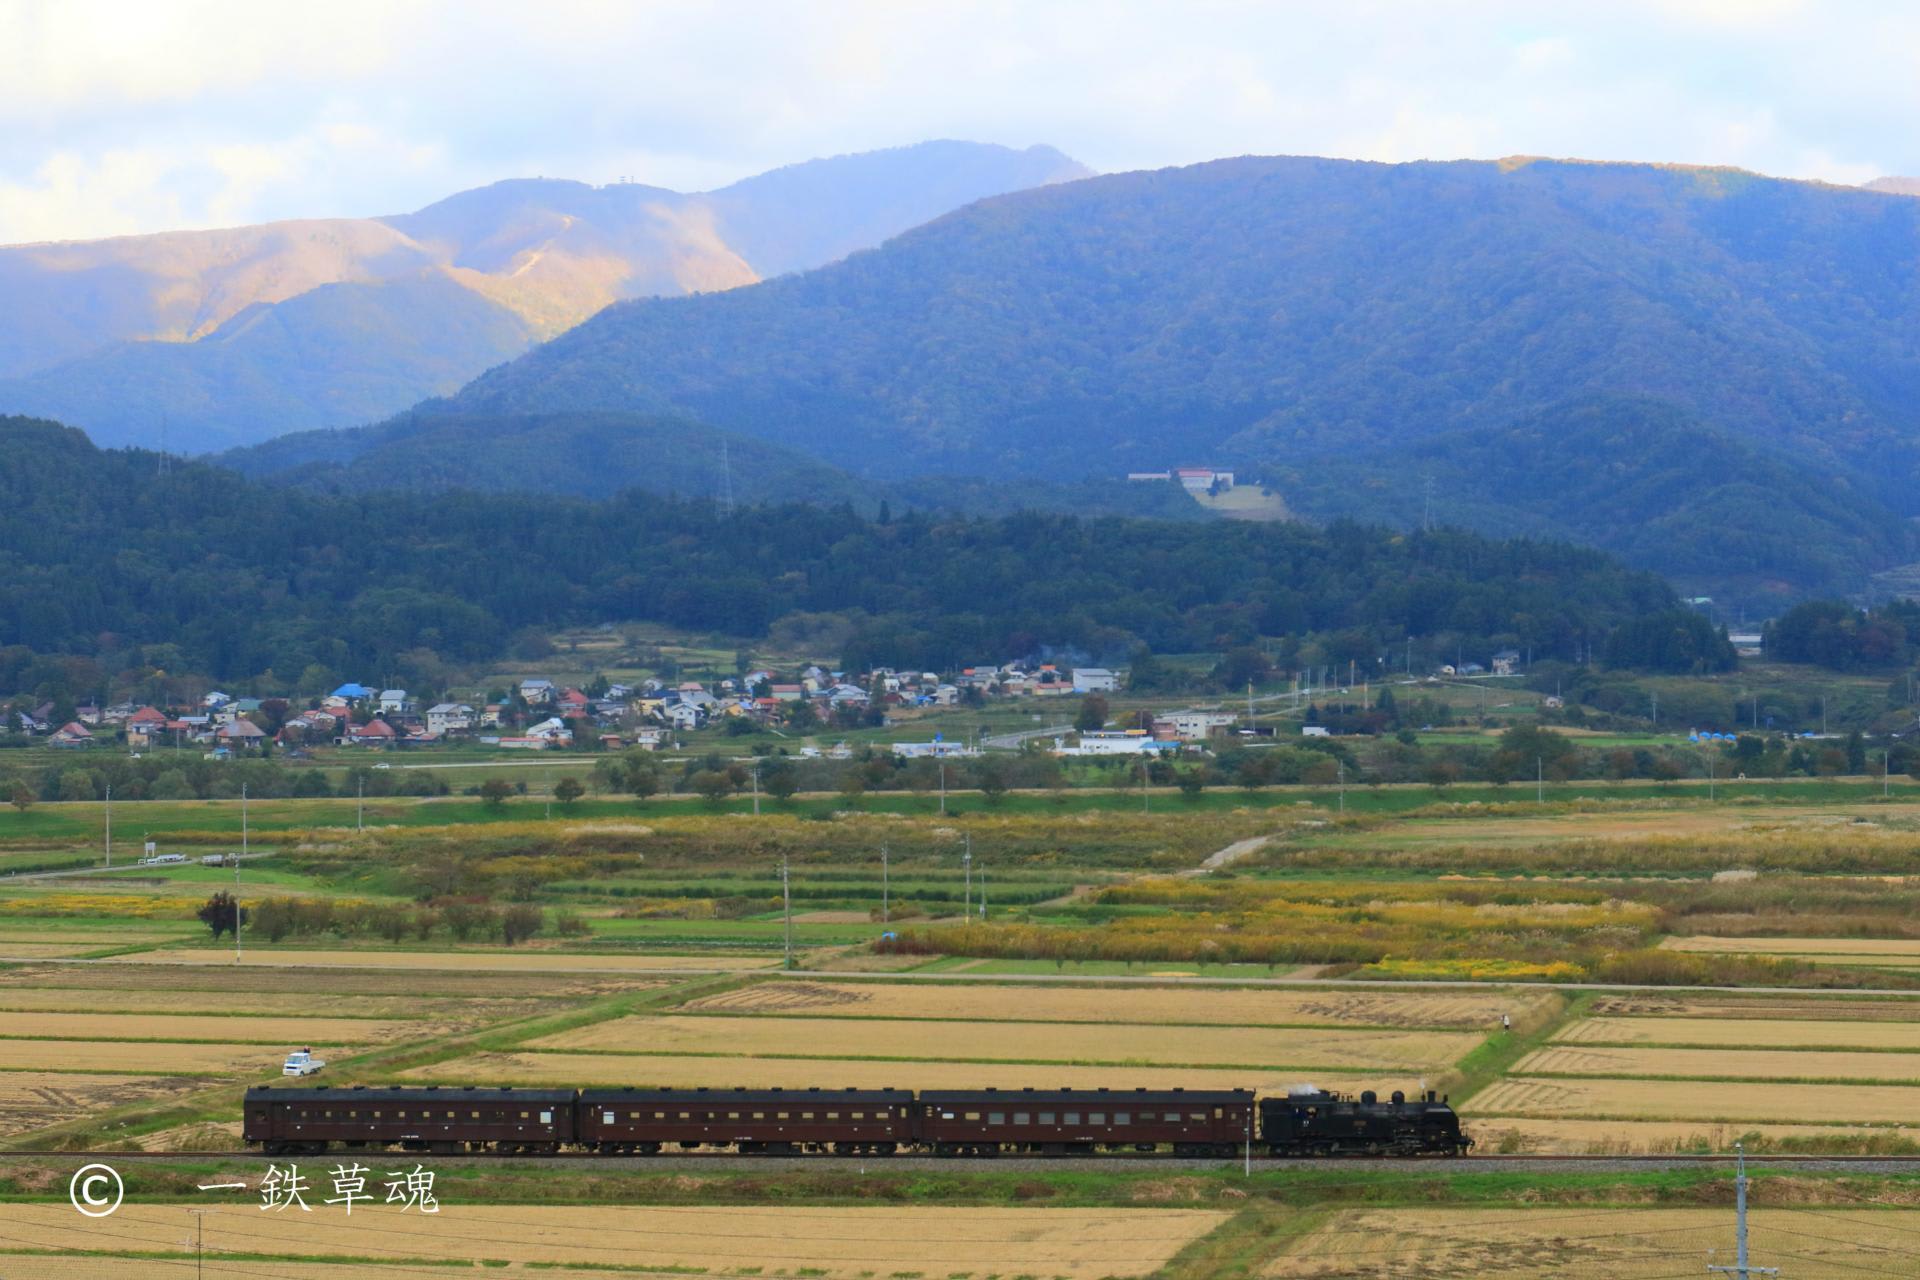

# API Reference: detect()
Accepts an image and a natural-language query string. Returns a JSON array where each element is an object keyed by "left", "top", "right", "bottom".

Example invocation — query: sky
[{"left": 3, "top": 0, "right": 1917, "bottom": 243}]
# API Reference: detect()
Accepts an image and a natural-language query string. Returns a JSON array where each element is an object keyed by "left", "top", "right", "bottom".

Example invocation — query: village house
[
  {"left": 215, "top": 718, "right": 266, "bottom": 748},
  {"left": 426, "top": 702, "right": 475, "bottom": 735},
  {"left": 1153, "top": 710, "right": 1238, "bottom": 742},
  {"left": 49, "top": 720, "right": 94, "bottom": 748},
  {"left": 348, "top": 718, "right": 397, "bottom": 747},
  {"left": 1071, "top": 667, "right": 1119, "bottom": 693},
  {"left": 520, "top": 678, "right": 556, "bottom": 705},
  {"left": 125, "top": 706, "right": 169, "bottom": 747},
  {"left": 377, "top": 689, "right": 413, "bottom": 715}
]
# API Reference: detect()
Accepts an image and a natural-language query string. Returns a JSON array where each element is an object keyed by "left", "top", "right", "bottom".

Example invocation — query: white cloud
[{"left": 2, "top": 0, "right": 1919, "bottom": 241}]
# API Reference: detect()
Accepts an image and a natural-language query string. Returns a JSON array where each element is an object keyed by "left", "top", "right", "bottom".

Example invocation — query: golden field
[
  {"left": 0, "top": 1012, "right": 422, "bottom": 1045},
  {"left": 680, "top": 979, "right": 1544, "bottom": 1029},
  {"left": 11, "top": 1202, "right": 1227, "bottom": 1279},
  {"left": 0, "top": 986, "right": 537, "bottom": 1019},
  {"left": 0, "top": 1038, "right": 341, "bottom": 1075},
  {"left": 1463, "top": 1115, "right": 1920, "bottom": 1153},
  {"left": 1558, "top": 1015, "right": 1920, "bottom": 1050},
  {"left": 106, "top": 947, "right": 775, "bottom": 973},
  {"left": 535, "top": 1013, "right": 1482, "bottom": 1072},
  {"left": 407, "top": 1049, "right": 1432, "bottom": 1096},
  {"left": 1515, "top": 1043, "right": 1920, "bottom": 1083},
  {"left": 0, "top": 1072, "right": 209, "bottom": 1140},
  {"left": 1466, "top": 1076, "right": 1920, "bottom": 1124},
  {"left": 1267, "top": 1206, "right": 1920, "bottom": 1278}
]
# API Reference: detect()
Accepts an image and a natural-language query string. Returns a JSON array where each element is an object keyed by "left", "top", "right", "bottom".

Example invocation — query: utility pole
[
  {"left": 938, "top": 760, "right": 947, "bottom": 816},
  {"left": 1244, "top": 1105, "right": 1252, "bottom": 1177},
  {"left": 781, "top": 853, "right": 793, "bottom": 970},
  {"left": 1708, "top": 755, "right": 1715, "bottom": 803},
  {"left": 751, "top": 760, "right": 760, "bottom": 817},
  {"left": 241, "top": 782, "right": 248, "bottom": 860},
  {"left": 978, "top": 861, "right": 986, "bottom": 920},
  {"left": 881, "top": 844, "right": 889, "bottom": 925},
  {"left": 104, "top": 782, "right": 111, "bottom": 868},
  {"left": 1707, "top": 1142, "right": 1776, "bottom": 1280},
  {"left": 1141, "top": 757, "right": 1150, "bottom": 813},
  {"left": 356, "top": 775, "right": 364, "bottom": 832},
  {"left": 1536, "top": 756, "right": 1543, "bottom": 805},
  {"left": 962, "top": 834, "right": 972, "bottom": 919},
  {"left": 187, "top": 1208, "right": 204, "bottom": 1280},
  {"left": 1651, "top": 689, "right": 1658, "bottom": 729},
  {"left": 1337, "top": 761, "right": 1345, "bottom": 815},
  {"left": 1821, "top": 695, "right": 1828, "bottom": 737},
  {"left": 233, "top": 840, "right": 243, "bottom": 964}
]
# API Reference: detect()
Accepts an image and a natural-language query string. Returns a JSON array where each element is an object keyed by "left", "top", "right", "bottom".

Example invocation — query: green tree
[
  {"left": 690, "top": 769, "right": 734, "bottom": 806},
  {"left": 478, "top": 778, "right": 513, "bottom": 807},
  {"left": 196, "top": 891, "right": 240, "bottom": 940},
  {"left": 553, "top": 776, "right": 586, "bottom": 807},
  {"left": 764, "top": 760, "right": 799, "bottom": 803},
  {"left": 56, "top": 769, "right": 94, "bottom": 802},
  {"left": 8, "top": 783, "right": 31, "bottom": 813},
  {"left": 1074, "top": 694, "right": 1110, "bottom": 733}
]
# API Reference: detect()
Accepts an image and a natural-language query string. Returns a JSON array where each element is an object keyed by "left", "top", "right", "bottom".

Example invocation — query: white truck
[{"left": 282, "top": 1049, "right": 326, "bottom": 1077}]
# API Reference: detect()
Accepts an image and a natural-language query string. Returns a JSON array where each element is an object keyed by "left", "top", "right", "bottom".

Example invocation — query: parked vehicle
[{"left": 282, "top": 1049, "right": 326, "bottom": 1077}]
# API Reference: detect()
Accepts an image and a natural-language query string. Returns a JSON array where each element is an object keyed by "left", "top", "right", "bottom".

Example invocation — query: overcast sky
[{"left": 3, "top": 0, "right": 1915, "bottom": 243}]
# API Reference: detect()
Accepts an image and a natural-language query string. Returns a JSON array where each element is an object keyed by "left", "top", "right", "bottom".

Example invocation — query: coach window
[
  {"left": 940, "top": 1111, "right": 956, "bottom": 1120},
  {"left": 1191, "top": 1112, "right": 1206, "bottom": 1122},
  {"left": 679, "top": 1111, "right": 691, "bottom": 1120},
  {"left": 988, "top": 1112, "right": 1005, "bottom": 1124},
  {"left": 964, "top": 1111, "right": 981, "bottom": 1121},
  {"left": 1115, "top": 1113, "right": 1130, "bottom": 1125},
  {"left": 539, "top": 1111, "right": 553, "bottom": 1124},
  {"left": 728, "top": 1112, "right": 742, "bottom": 1120},
  {"left": 1090, "top": 1113, "right": 1105, "bottom": 1125},
  {"left": 753, "top": 1112, "right": 766, "bottom": 1120},
  {"left": 396, "top": 1110, "right": 407, "bottom": 1120},
  {"left": 778, "top": 1112, "right": 791, "bottom": 1120},
  {"left": 1013, "top": 1113, "right": 1030, "bottom": 1126},
  {"left": 1064, "top": 1112, "right": 1080, "bottom": 1125},
  {"left": 826, "top": 1112, "right": 839, "bottom": 1120},
  {"left": 1038, "top": 1112, "right": 1055, "bottom": 1124},
  {"left": 849, "top": 1111, "right": 862, "bottom": 1120},
  {"left": 520, "top": 1111, "right": 530, "bottom": 1120},
  {"left": 801, "top": 1111, "right": 815, "bottom": 1120}
]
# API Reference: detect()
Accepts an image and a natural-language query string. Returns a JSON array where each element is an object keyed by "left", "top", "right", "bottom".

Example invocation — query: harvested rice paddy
[
  {"left": 1557, "top": 1015, "right": 1920, "bottom": 1051},
  {"left": 1268, "top": 1206, "right": 1920, "bottom": 1278},
  {"left": 1465, "top": 1076, "right": 1920, "bottom": 1125},
  {"left": 1514, "top": 1043, "right": 1920, "bottom": 1084},
  {"left": 1462, "top": 1115, "right": 1920, "bottom": 1154},
  {"left": 0, "top": 1038, "right": 338, "bottom": 1075},
  {"left": 19, "top": 1203, "right": 1227, "bottom": 1279},
  {"left": 679, "top": 979, "right": 1543, "bottom": 1029},
  {"left": 406, "top": 1050, "right": 1432, "bottom": 1096},
  {"left": 0, "top": 1071, "right": 205, "bottom": 1140},
  {"left": 536, "top": 1013, "right": 1479, "bottom": 1072},
  {"left": 107, "top": 947, "right": 776, "bottom": 973},
  {"left": 0, "top": 1012, "right": 422, "bottom": 1045}
]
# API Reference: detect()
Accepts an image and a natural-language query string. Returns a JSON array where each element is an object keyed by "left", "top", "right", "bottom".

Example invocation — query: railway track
[{"left": 14, "top": 1151, "right": 1920, "bottom": 1173}]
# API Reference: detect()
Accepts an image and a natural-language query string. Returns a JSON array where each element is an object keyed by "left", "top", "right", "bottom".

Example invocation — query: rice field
[
  {"left": 106, "top": 947, "right": 776, "bottom": 973},
  {"left": 535, "top": 1013, "right": 1481, "bottom": 1072},
  {"left": 0, "top": 1072, "right": 206, "bottom": 1140},
  {"left": 15, "top": 1203, "right": 1227, "bottom": 1279},
  {"left": 1558, "top": 1016, "right": 1920, "bottom": 1051},
  {"left": 1268, "top": 1207, "right": 1920, "bottom": 1278},
  {"left": 0, "top": 1012, "right": 423, "bottom": 1045},
  {"left": 1465, "top": 1076, "right": 1920, "bottom": 1125},
  {"left": 1515, "top": 1043, "right": 1920, "bottom": 1084},
  {"left": 1463, "top": 1116, "right": 1920, "bottom": 1154},
  {"left": 0, "top": 1038, "right": 338, "bottom": 1075},
  {"left": 679, "top": 979, "right": 1542, "bottom": 1029},
  {"left": 405, "top": 1050, "right": 1434, "bottom": 1096},
  {"left": 1663, "top": 935, "right": 1920, "bottom": 967}
]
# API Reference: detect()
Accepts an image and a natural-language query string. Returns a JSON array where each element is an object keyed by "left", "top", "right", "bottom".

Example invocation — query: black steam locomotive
[{"left": 244, "top": 1082, "right": 1469, "bottom": 1157}]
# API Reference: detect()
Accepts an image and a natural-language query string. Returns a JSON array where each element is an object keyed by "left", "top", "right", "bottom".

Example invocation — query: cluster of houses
[
  {"left": 1054, "top": 710, "right": 1240, "bottom": 756},
  {"left": 26, "top": 662, "right": 1130, "bottom": 756}
]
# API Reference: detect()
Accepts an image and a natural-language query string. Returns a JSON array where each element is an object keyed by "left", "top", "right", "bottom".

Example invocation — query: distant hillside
[
  {"left": 0, "top": 414, "right": 1668, "bottom": 685},
  {"left": 0, "top": 141, "right": 1088, "bottom": 450},
  {"left": 419, "top": 153, "right": 1920, "bottom": 601},
  {"left": 223, "top": 407, "right": 1210, "bottom": 522},
  {"left": 1864, "top": 177, "right": 1920, "bottom": 196},
  {"left": 1274, "top": 397, "right": 1917, "bottom": 606}
]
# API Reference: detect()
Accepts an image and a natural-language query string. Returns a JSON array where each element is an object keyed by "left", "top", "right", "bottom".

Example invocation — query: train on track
[{"left": 244, "top": 1082, "right": 1470, "bottom": 1158}]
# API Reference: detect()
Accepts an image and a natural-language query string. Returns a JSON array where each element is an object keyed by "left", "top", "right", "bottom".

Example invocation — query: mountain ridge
[{"left": 0, "top": 141, "right": 1090, "bottom": 450}]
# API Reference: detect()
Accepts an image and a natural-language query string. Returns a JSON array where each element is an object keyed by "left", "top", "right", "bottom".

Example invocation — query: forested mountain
[
  {"left": 0, "top": 415, "right": 1672, "bottom": 687},
  {"left": 412, "top": 154, "right": 1920, "bottom": 603},
  {"left": 222, "top": 408, "right": 1207, "bottom": 520},
  {"left": 1275, "top": 397, "right": 1917, "bottom": 603},
  {"left": 0, "top": 142, "right": 1087, "bottom": 451}
]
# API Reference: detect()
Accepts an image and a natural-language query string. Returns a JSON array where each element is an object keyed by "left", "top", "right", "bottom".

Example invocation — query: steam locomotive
[{"left": 244, "top": 1082, "right": 1469, "bottom": 1157}]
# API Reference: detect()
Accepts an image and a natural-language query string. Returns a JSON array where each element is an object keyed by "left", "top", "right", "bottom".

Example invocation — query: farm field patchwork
[
  {"left": 18, "top": 1203, "right": 1228, "bottom": 1279},
  {"left": 0, "top": 1012, "right": 426, "bottom": 1045},
  {"left": 0, "top": 1072, "right": 207, "bottom": 1141},
  {"left": 1463, "top": 1116, "right": 1920, "bottom": 1153},
  {"left": 1557, "top": 1015, "right": 1920, "bottom": 1050},
  {"left": 1464, "top": 1076, "right": 1920, "bottom": 1126},
  {"left": 0, "top": 1037, "right": 343, "bottom": 1075},
  {"left": 104, "top": 947, "right": 777, "bottom": 972},
  {"left": 678, "top": 979, "right": 1546, "bottom": 1029},
  {"left": 1266, "top": 1207, "right": 1920, "bottom": 1278},
  {"left": 1663, "top": 935, "right": 1920, "bottom": 966},
  {"left": 534, "top": 1013, "right": 1483, "bottom": 1072},
  {"left": 405, "top": 1050, "right": 1435, "bottom": 1096},
  {"left": 1514, "top": 1044, "right": 1920, "bottom": 1084}
]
